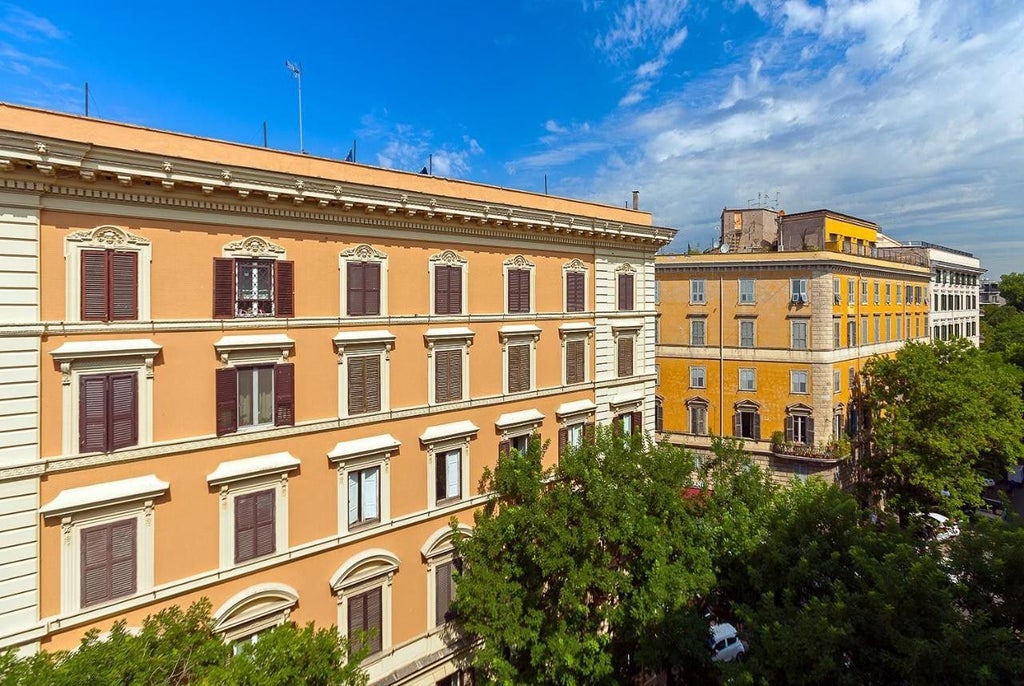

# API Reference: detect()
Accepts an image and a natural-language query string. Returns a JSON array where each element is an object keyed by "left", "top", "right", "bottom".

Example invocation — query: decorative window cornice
[
  {"left": 330, "top": 549, "right": 400, "bottom": 591},
  {"left": 222, "top": 236, "right": 286, "bottom": 259},
  {"left": 503, "top": 254, "right": 535, "bottom": 268},
  {"left": 65, "top": 225, "right": 150, "bottom": 249},
  {"left": 785, "top": 403, "right": 813, "bottom": 415},
  {"left": 41, "top": 474, "right": 168, "bottom": 518},
  {"left": 428, "top": 249, "right": 467, "bottom": 266},
  {"left": 340, "top": 244, "right": 387, "bottom": 261},
  {"left": 735, "top": 400, "right": 761, "bottom": 411},
  {"left": 562, "top": 258, "right": 587, "bottom": 271},
  {"left": 686, "top": 396, "right": 710, "bottom": 407},
  {"left": 615, "top": 262, "right": 637, "bottom": 273}
]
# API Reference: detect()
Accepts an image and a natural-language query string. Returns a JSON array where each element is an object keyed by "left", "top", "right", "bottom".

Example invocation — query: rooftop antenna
[
  {"left": 285, "top": 61, "right": 304, "bottom": 154},
  {"left": 84, "top": 82, "right": 89, "bottom": 117}
]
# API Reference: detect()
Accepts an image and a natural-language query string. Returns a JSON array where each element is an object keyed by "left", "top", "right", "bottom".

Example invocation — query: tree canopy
[
  {"left": 861, "top": 339, "right": 1024, "bottom": 518},
  {"left": 997, "top": 272, "right": 1024, "bottom": 311}
]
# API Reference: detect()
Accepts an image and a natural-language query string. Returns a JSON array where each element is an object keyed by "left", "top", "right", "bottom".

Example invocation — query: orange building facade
[
  {"left": 0, "top": 104, "right": 672, "bottom": 683},
  {"left": 656, "top": 209, "right": 932, "bottom": 484}
]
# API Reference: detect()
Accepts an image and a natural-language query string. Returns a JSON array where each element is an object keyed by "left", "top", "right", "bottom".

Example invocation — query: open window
[
  {"left": 214, "top": 237, "right": 293, "bottom": 319},
  {"left": 420, "top": 421, "right": 478, "bottom": 509},
  {"left": 213, "top": 335, "right": 295, "bottom": 436},
  {"left": 328, "top": 433, "right": 399, "bottom": 536}
]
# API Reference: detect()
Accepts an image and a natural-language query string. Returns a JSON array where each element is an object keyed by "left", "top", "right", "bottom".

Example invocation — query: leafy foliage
[
  {"left": 0, "top": 599, "right": 366, "bottom": 686},
  {"left": 861, "top": 339, "right": 1024, "bottom": 518},
  {"left": 997, "top": 272, "right": 1024, "bottom": 311},
  {"left": 451, "top": 429, "right": 718, "bottom": 684}
]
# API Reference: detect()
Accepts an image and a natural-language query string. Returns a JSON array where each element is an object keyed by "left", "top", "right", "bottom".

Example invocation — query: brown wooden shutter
[
  {"left": 234, "top": 492, "right": 256, "bottom": 563},
  {"left": 631, "top": 411, "right": 642, "bottom": 434},
  {"left": 498, "top": 440, "right": 510, "bottom": 459},
  {"left": 618, "top": 273, "right": 634, "bottom": 311},
  {"left": 81, "top": 250, "right": 109, "bottom": 321},
  {"left": 733, "top": 413, "right": 742, "bottom": 438},
  {"left": 274, "top": 363, "right": 294, "bottom": 426},
  {"left": 79, "top": 375, "right": 109, "bottom": 453},
  {"left": 807, "top": 418, "right": 815, "bottom": 446},
  {"left": 518, "top": 271, "right": 531, "bottom": 313},
  {"left": 365, "top": 356, "right": 381, "bottom": 412},
  {"left": 365, "top": 263, "right": 381, "bottom": 316},
  {"left": 365, "top": 587, "right": 383, "bottom": 654},
  {"left": 785, "top": 416, "right": 794, "bottom": 443},
  {"left": 448, "top": 265, "right": 462, "bottom": 314},
  {"left": 753, "top": 412, "right": 761, "bottom": 441},
  {"left": 348, "top": 592, "right": 365, "bottom": 656},
  {"left": 618, "top": 336, "right": 634, "bottom": 377},
  {"left": 348, "top": 357, "right": 366, "bottom": 415},
  {"left": 435, "top": 349, "right": 462, "bottom": 403},
  {"left": 347, "top": 262, "right": 365, "bottom": 316},
  {"left": 558, "top": 427, "right": 568, "bottom": 455},
  {"left": 275, "top": 260, "right": 294, "bottom": 317},
  {"left": 109, "top": 519, "right": 137, "bottom": 599},
  {"left": 215, "top": 367, "right": 238, "bottom": 436},
  {"left": 584, "top": 421, "right": 595, "bottom": 444},
  {"left": 507, "top": 269, "right": 519, "bottom": 313},
  {"left": 81, "top": 523, "right": 111, "bottom": 607},
  {"left": 435, "top": 561, "right": 453, "bottom": 626},
  {"left": 508, "top": 344, "right": 530, "bottom": 392},
  {"left": 566, "top": 271, "right": 585, "bottom": 312},
  {"left": 613, "top": 414, "right": 622, "bottom": 437},
  {"left": 109, "top": 372, "right": 138, "bottom": 450},
  {"left": 213, "top": 258, "right": 235, "bottom": 318},
  {"left": 254, "top": 489, "right": 276, "bottom": 557},
  {"left": 566, "top": 339, "right": 584, "bottom": 384},
  {"left": 435, "top": 265, "right": 451, "bottom": 315},
  {"left": 110, "top": 251, "right": 138, "bottom": 320}
]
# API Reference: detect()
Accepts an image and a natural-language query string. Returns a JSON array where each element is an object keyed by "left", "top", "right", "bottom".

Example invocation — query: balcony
[{"left": 770, "top": 434, "right": 851, "bottom": 464}]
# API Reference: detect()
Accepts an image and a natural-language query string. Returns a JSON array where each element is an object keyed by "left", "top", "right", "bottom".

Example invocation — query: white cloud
[
  {"left": 596, "top": 0, "right": 690, "bottom": 55},
  {"left": 0, "top": 5, "right": 66, "bottom": 41},
  {"left": 365, "top": 118, "right": 484, "bottom": 178}
]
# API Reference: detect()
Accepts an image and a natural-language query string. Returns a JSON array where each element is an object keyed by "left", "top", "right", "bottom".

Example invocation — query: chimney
[{"left": 632, "top": 190, "right": 639, "bottom": 210}]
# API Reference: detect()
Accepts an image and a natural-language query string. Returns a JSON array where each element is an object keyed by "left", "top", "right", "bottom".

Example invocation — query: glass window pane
[
  {"left": 348, "top": 473, "right": 360, "bottom": 524},
  {"left": 363, "top": 468, "right": 379, "bottom": 519},
  {"left": 257, "top": 367, "right": 274, "bottom": 424},
  {"left": 238, "top": 368, "right": 254, "bottom": 427}
]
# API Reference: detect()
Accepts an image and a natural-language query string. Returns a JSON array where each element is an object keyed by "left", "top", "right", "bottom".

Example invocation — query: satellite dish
[{"left": 720, "top": 244, "right": 730, "bottom": 253}]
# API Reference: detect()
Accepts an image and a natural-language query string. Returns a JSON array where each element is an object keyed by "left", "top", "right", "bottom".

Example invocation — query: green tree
[
  {"left": 997, "top": 272, "right": 1024, "bottom": 311},
  {"left": 451, "top": 430, "right": 717, "bottom": 684},
  {"left": 861, "top": 339, "right": 1024, "bottom": 519}
]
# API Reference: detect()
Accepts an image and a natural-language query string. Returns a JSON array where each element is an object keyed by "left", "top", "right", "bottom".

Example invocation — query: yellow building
[
  {"left": 656, "top": 209, "right": 931, "bottom": 484},
  {"left": 0, "top": 103, "right": 673, "bottom": 683}
]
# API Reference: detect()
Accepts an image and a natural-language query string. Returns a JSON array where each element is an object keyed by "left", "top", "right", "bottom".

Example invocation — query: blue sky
[{"left": 2, "top": 0, "right": 1022, "bottom": 276}]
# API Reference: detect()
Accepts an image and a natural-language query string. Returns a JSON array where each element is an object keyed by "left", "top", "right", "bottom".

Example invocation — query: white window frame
[
  {"left": 328, "top": 434, "right": 399, "bottom": 536},
  {"left": 686, "top": 398, "right": 708, "bottom": 435},
  {"left": 615, "top": 263, "right": 637, "bottom": 311},
  {"left": 41, "top": 475, "right": 168, "bottom": 614},
  {"left": 738, "top": 279, "right": 755, "bottom": 304},
  {"left": 425, "top": 327, "right": 474, "bottom": 406},
  {"left": 497, "top": 408, "right": 544, "bottom": 457},
  {"left": 790, "top": 370, "right": 809, "bottom": 394},
  {"left": 690, "top": 318, "right": 706, "bottom": 346},
  {"left": 64, "top": 225, "right": 153, "bottom": 322},
  {"left": 420, "top": 421, "right": 478, "bottom": 510},
  {"left": 690, "top": 279, "right": 706, "bottom": 304},
  {"left": 499, "top": 325, "right": 540, "bottom": 395},
  {"left": 834, "top": 369, "right": 841, "bottom": 394},
  {"left": 791, "top": 319, "right": 809, "bottom": 350},
  {"left": 790, "top": 278, "right": 808, "bottom": 304},
  {"left": 206, "top": 453, "right": 299, "bottom": 569},
  {"left": 833, "top": 278, "right": 841, "bottom": 305},
  {"left": 561, "top": 258, "right": 588, "bottom": 312},
  {"left": 559, "top": 323, "right": 594, "bottom": 386},
  {"left": 50, "top": 339, "right": 162, "bottom": 456},
  {"left": 428, "top": 249, "right": 468, "bottom": 316},
  {"left": 612, "top": 321, "right": 642, "bottom": 378},
  {"left": 739, "top": 367, "right": 756, "bottom": 391},
  {"left": 330, "top": 549, "right": 399, "bottom": 660},
  {"left": 503, "top": 254, "right": 536, "bottom": 315},
  {"left": 339, "top": 244, "right": 389, "bottom": 317},
  {"left": 421, "top": 525, "right": 472, "bottom": 632},
  {"left": 333, "top": 330, "right": 395, "bottom": 418},
  {"left": 689, "top": 365, "right": 706, "bottom": 389},
  {"left": 847, "top": 278, "right": 855, "bottom": 305},
  {"left": 556, "top": 399, "right": 596, "bottom": 450},
  {"left": 222, "top": 236, "right": 288, "bottom": 318},
  {"left": 213, "top": 583, "right": 299, "bottom": 644}
]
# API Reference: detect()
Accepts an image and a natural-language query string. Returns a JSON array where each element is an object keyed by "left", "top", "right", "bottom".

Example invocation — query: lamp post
[{"left": 285, "top": 61, "right": 304, "bottom": 154}]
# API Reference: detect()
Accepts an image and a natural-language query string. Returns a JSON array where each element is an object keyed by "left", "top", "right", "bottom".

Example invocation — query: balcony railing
[{"left": 770, "top": 437, "right": 851, "bottom": 463}]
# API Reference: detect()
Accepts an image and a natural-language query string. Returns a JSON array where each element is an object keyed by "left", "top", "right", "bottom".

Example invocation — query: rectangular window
[
  {"left": 348, "top": 355, "right": 382, "bottom": 415},
  {"left": 435, "top": 560, "right": 457, "bottom": 626},
  {"left": 566, "top": 271, "right": 585, "bottom": 312},
  {"left": 873, "top": 316, "right": 880, "bottom": 343},
  {"left": 791, "top": 370, "right": 809, "bottom": 394},
  {"left": 79, "top": 372, "right": 138, "bottom": 453},
  {"left": 81, "top": 250, "right": 138, "bottom": 321},
  {"left": 348, "top": 587, "right": 383, "bottom": 656},
  {"left": 739, "top": 319, "right": 755, "bottom": 348},
  {"left": 896, "top": 316, "right": 902, "bottom": 340},
  {"left": 849, "top": 367, "right": 856, "bottom": 391},
  {"left": 690, "top": 319, "right": 706, "bottom": 346},
  {"left": 861, "top": 317, "right": 868, "bottom": 345},
  {"left": 434, "top": 349, "right": 463, "bottom": 403},
  {"left": 690, "top": 279, "right": 706, "bottom": 304},
  {"left": 848, "top": 320, "right": 856, "bottom": 347},
  {"left": 434, "top": 265, "right": 463, "bottom": 315},
  {"left": 616, "top": 411, "right": 642, "bottom": 436},
  {"left": 565, "top": 339, "right": 585, "bottom": 385},
  {"left": 790, "top": 279, "right": 808, "bottom": 304},
  {"left": 885, "top": 283, "right": 891, "bottom": 304},
  {"left": 791, "top": 320, "right": 809, "bottom": 350},
  {"left": 435, "top": 449, "right": 462, "bottom": 502},
  {"left": 834, "top": 369, "right": 841, "bottom": 393},
  {"left": 347, "top": 466, "right": 380, "bottom": 528},
  {"left": 507, "top": 343, "right": 531, "bottom": 393},
  {"left": 873, "top": 281, "right": 880, "bottom": 304},
  {"left": 833, "top": 319, "right": 841, "bottom": 348},
  {"left": 347, "top": 261, "right": 382, "bottom": 316},
  {"left": 234, "top": 489, "right": 275, "bottom": 563},
  {"left": 787, "top": 415, "right": 814, "bottom": 445},
  {"left": 739, "top": 368, "right": 755, "bottom": 391},
  {"left": 861, "top": 281, "right": 868, "bottom": 305},
  {"left": 213, "top": 258, "right": 294, "bottom": 319},
  {"left": 833, "top": 278, "right": 841, "bottom": 304},
  {"left": 847, "top": 279, "right": 855, "bottom": 305},
  {"left": 617, "top": 335, "right": 634, "bottom": 377},
  {"left": 507, "top": 268, "right": 531, "bottom": 314},
  {"left": 559, "top": 422, "right": 586, "bottom": 453},
  {"left": 734, "top": 410, "right": 760, "bottom": 440},
  {"left": 688, "top": 405, "right": 707, "bottom": 435},
  {"left": 896, "top": 284, "right": 902, "bottom": 304},
  {"left": 689, "top": 365, "right": 706, "bottom": 389},
  {"left": 738, "top": 279, "right": 755, "bottom": 304},
  {"left": 617, "top": 273, "right": 634, "bottom": 311},
  {"left": 80, "top": 519, "right": 137, "bottom": 607},
  {"left": 215, "top": 364, "right": 294, "bottom": 436},
  {"left": 885, "top": 315, "right": 892, "bottom": 341}
]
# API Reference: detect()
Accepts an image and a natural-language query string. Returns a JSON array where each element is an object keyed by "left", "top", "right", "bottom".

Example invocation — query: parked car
[
  {"left": 709, "top": 622, "right": 747, "bottom": 662},
  {"left": 913, "top": 512, "right": 960, "bottom": 542}
]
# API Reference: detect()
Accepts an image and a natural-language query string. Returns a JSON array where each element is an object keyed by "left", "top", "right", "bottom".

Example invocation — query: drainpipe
[{"left": 719, "top": 275, "right": 725, "bottom": 436}]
